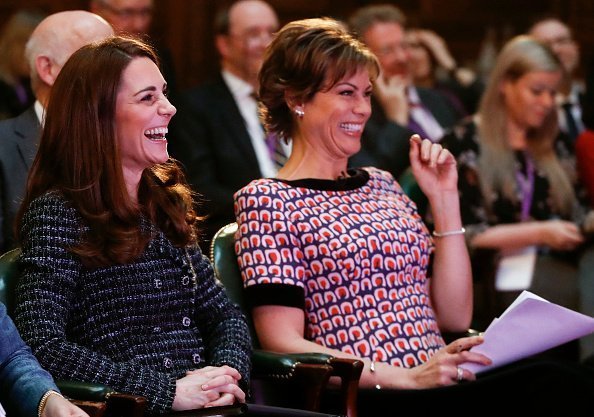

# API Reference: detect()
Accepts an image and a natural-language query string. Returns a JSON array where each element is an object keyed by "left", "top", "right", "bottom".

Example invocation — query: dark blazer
[
  {"left": 349, "top": 86, "right": 461, "bottom": 181},
  {"left": 168, "top": 75, "right": 262, "bottom": 248},
  {"left": 0, "top": 107, "right": 40, "bottom": 252},
  {"left": 0, "top": 79, "right": 34, "bottom": 121}
]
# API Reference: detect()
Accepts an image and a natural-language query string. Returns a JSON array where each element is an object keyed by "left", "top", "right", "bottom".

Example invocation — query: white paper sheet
[{"left": 495, "top": 246, "right": 537, "bottom": 291}]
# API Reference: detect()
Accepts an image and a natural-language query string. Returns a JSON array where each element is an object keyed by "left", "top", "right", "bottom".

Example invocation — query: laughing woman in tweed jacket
[{"left": 12, "top": 36, "right": 251, "bottom": 414}]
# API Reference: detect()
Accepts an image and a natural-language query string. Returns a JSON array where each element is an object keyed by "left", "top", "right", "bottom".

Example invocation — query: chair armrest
[
  {"left": 56, "top": 380, "right": 146, "bottom": 417},
  {"left": 326, "top": 358, "right": 363, "bottom": 417},
  {"left": 251, "top": 350, "right": 362, "bottom": 417},
  {"left": 251, "top": 350, "right": 333, "bottom": 379},
  {"left": 251, "top": 350, "right": 333, "bottom": 411},
  {"left": 105, "top": 393, "right": 147, "bottom": 417},
  {"left": 56, "top": 380, "right": 113, "bottom": 401},
  {"left": 263, "top": 353, "right": 363, "bottom": 417},
  {"left": 68, "top": 400, "right": 107, "bottom": 417}
]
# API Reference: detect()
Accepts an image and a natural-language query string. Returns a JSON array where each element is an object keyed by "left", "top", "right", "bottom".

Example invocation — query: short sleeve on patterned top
[{"left": 234, "top": 167, "right": 444, "bottom": 368}]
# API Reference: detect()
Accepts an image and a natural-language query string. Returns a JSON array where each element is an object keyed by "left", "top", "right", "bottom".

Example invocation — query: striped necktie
[
  {"left": 251, "top": 91, "right": 287, "bottom": 169},
  {"left": 265, "top": 131, "right": 287, "bottom": 169},
  {"left": 561, "top": 102, "right": 579, "bottom": 141}
]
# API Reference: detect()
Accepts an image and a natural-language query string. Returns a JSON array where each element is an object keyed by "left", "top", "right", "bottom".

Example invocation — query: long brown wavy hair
[{"left": 16, "top": 36, "right": 199, "bottom": 267}]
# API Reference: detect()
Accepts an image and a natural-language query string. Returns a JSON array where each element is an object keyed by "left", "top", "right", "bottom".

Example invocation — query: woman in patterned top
[
  {"left": 234, "top": 18, "right": 594, "bottom": 415},
  {"left": 13, "top": 36, "right": 250, "bottom": 414}
]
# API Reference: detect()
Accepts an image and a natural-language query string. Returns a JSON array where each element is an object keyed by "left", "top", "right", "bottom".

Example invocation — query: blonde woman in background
[{"left": 440, "top": 35, "right": 590, "bottom": 332}]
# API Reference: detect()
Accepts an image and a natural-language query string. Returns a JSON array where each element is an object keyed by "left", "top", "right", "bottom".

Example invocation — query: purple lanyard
[{"left": 516, "top": 153, "right": 535, "bottom": 221}]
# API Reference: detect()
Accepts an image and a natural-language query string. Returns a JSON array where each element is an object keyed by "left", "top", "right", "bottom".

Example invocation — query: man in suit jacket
[
  {"left": 347, "top": 4, "right": 461, "bottom": 181},
  {"left": 168, "top": 0, "right": 281, "bottom": 251},
  {"left": 0, "top": 11, "right": 113, "bottom": 252},
  {"left": 529, "top": 17, "right": 584, "bottom": 142}
]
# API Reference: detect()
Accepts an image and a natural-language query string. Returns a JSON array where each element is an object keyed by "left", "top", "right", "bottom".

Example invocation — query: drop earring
[{"left": 294, "top": 107, "right": 304, "bottom": 118}]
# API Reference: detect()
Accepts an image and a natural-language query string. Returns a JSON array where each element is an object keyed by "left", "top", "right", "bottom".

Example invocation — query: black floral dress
[{"left": 441, "top": 118, "right": 584, "bottom": 244}]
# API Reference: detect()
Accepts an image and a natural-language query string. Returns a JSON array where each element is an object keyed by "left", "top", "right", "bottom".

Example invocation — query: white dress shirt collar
[
  {"left": 34, "top": 100, "right": 45, "bottom": 126},
  {"left": 221, "top": 70, "right": 277, "bottom": 177}
]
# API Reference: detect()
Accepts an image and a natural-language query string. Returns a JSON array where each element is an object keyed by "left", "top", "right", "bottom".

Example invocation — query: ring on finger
[{"left": 456, "top": 366, "right": 464, "bottom": 382}]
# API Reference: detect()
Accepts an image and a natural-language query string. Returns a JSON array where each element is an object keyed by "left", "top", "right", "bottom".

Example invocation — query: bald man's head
[{"left": 26, "top": 10, "right": 114, "bottom": 103}]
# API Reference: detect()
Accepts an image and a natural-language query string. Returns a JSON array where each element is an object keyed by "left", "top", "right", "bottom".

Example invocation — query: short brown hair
[
  {"left": 258, "top": 17, "right": 379, "bottom": 140},
  {"left": 348, "top": 4, "right": 406, "bottom": 40}
]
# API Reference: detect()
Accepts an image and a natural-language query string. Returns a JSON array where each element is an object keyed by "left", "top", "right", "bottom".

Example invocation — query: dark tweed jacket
[{"left": 14, "top": 191, "right": 251, "bottom": 414}]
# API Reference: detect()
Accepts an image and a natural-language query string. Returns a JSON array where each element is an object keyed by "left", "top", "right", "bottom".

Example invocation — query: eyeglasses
[
  {"left": 374, "top": 42, "right": 409, "bottom": 58},
  {"left": 228, "top": 28, "right": 276, "bottom": 48},
  {"left": 546, "top": 35, "right": 575, "bottom": 47},
  {"left": 99, "top": 1, "right": 153, "bottom": 20}
]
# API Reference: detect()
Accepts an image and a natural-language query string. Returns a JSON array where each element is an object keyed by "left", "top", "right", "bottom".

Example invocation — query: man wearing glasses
[
  {"left": 347, "top": 4, "right": 461, "bottom": 184},
  {"left": 529, "top": 16, "right": 584, "bottom": 142},
  {"left": 168, "top": 0, "right": 281, "bottom": 254}
]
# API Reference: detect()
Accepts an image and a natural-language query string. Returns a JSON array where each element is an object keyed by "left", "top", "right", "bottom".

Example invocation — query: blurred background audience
[
  {"left": 0, "top": 10, "right": 113, "bottom": 254},
  {"left": 575, "top": 60, "right": 594, "bottom": 361},
  {"left": 529, "top": 16, "right": 584, "bottom": 143},
  {"left": 168, "top": 0, "right": 282, "bottom": 253},
  {"left": 2, "top": 1, "right": 590, "bottom": 94},
  {"left": 0, "top": 8, "right": 45, "bottom": 121},
  {"left": 347, "top": 4, "right": 462, "bottom": 184},
  {"left": 90, "top": 0, "right": 178, "bottom": 97},
  {"left": 440, "top": 35, "right": 590, "bottom": 344},
  {"left": 405, "top": 28, "right": 484, "bottom": 116},
  {"left": 576, "top": 63, "right": 594, "bottom": 207}
]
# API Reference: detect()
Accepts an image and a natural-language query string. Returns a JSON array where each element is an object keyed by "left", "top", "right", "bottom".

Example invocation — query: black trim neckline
[{"left": 272, "top": 168, "right": 369, "bottom": 191}]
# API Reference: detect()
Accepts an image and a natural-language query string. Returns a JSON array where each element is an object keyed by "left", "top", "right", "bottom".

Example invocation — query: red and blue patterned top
[{"left": 234, "top": 167, "right": 445, "bottom": 367}]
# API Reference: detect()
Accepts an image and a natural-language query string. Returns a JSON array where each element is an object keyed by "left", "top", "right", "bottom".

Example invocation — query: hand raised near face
[
  {"left": 409, "top": 134, "right": 458, "bottom": 198},
  {"left": 374, "top": 72, "right": 409, "bottom": 125}
]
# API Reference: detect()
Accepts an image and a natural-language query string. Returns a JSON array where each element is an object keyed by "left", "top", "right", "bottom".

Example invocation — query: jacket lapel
[
  {"left": 13, "top": 107, "right": 41, "bottom": 171},
  {"left": 214, "top": 77, "right": 260, "bottom": 166}
]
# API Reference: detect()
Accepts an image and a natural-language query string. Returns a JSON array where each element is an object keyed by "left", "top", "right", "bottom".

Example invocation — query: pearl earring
[{"left": 294, "top": 108, "right": 304, "bottom": 118}]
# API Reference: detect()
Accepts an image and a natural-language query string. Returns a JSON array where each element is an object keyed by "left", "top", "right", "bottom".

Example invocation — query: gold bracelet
[
  {"left": 432, "top": 227, "right": 465, "bottom": 238},
  {"left": 38, "top": 390, "right": 63, "bottom": 417}
]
